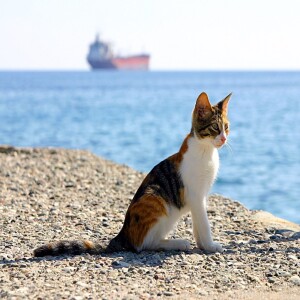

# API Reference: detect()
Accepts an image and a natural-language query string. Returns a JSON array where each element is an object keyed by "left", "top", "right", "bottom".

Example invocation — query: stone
[
  {"left": 247, "top": 275, "right": 261, "bottom": 283},
  {"left": 76, "top": 281, "right": 89, "bottom": 288},
  {"left": 292, "top": 232, "right": 300, "bottom": 239},
  {"left": 0, "top": 253, "right": 12, "bottom": 260},
  {"left": 275, "top": 229, "right": 295, "bottom": 238},
  {"left": 276, "top": 270, "right": 291, "bottom": 277},
  {"left": 62, "top": 267, "right": 76, "bottom": 273},
  {"left": 287, "top": 255, "right": 298, "bottom": 261},
  {"left": 268, "top": 277, "right": 276, "bottom": 283},
  {"left": 289, "top": 276, "right": 300, "bottom": 286},
  {"left": 111, "top": 261, "right": 131, "bottom": 268}
]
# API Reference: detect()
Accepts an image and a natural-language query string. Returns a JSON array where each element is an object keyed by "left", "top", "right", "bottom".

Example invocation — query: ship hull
[
  {"left": 87, "top": 59, "right": 116, "bottom": 69},
  {"left": 88, "top": 55, "right": 150, "bottom": 70}
]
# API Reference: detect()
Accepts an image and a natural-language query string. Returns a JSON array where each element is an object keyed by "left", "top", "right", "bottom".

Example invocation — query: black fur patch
[
  {"left": 33, "top": 244, "right": 53, "bottom": 257},
  {"left": 132, "top": 159, "right": 184, "bottom": 209}
]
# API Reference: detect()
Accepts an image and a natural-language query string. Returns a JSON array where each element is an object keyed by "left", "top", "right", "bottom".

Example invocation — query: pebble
[
  {"left": 247, "top": 275, "right": 261, "bottom": 282},
  {"left": 289, "top": 275, "right": 300, "bottom": 286},
  {"left": 292, "top": 232, "right": 300, "bottom": 239},
  {"left": 268, "top": 277, "right": 276, "bottom": 283},
  {"left": 76, "top": 281, "right": 89, "bottom": 288},
  {"left": 0, "top": 253, "right": 13, "bottom": 260},
  {"left": 275, "top": 229, "right": 295, "bottom": 238},
  {"left": 276, "top": 271, "right": 291, "bottom": 277},
  {"left": 287, "top": 255, "right": 298, "bottom": 261},
  {"left": 112, "top": 261, "right": 131, "bottom": 268},
  {"left": 62, "top": 267, "right": 76, "bottom": 273}
]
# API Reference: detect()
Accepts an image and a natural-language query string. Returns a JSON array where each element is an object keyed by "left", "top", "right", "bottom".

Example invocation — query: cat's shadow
[{"left": 1, "top": 234, "right": 299, "bottom": 268}]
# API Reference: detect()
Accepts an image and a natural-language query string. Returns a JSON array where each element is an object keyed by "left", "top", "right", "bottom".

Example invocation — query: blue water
[{"left": 0, "top": 71, "right": 299, "bottom": 223}]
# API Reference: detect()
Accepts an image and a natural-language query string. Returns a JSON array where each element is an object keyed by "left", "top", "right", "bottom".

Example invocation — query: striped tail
[
  {"left": 33, "top": 234, "right": 126, "bottom": 257},
  {"left": 33, "top": 240, "right": 105, "bottom": 257}
]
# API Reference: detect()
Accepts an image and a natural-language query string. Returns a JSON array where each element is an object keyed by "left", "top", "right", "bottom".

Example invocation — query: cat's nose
[{"left": 220, "top": 136, "right": 227, "bottom": 143}]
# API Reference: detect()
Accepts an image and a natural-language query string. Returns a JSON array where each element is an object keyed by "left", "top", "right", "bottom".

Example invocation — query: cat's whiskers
[{"left": 225, "top": 141, "right": 233, "bottom": 154}]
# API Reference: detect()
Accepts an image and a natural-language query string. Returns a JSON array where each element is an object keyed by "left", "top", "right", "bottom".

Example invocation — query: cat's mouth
[
  {"left": 214, "top": 140, "right": 226, "bottom": 148},
  {"left": 215, "top": 144, "right": 224, "bottom": 148}
]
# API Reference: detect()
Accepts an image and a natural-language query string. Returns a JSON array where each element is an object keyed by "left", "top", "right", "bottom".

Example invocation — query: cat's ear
[
  {"left": 217, "top": 93, "right": 232, "bottom": 115},
  {"left": 195, "top": 92, "right": 212, "bottom": 119}
]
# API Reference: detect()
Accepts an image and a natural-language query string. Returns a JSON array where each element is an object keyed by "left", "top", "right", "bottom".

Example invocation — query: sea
[{"left": 0, "top": 71, "right": 299, "bottom": 223}]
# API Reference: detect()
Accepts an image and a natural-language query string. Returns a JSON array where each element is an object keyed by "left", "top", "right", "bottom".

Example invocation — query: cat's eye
[{"left": 212, "top": 124, "right": 219, "bottom": 131}]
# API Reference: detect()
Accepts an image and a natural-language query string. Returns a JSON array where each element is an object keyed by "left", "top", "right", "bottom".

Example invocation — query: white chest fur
[
  {"left": 179, "top": 137, "right": 219, "bottom": 201},
  {"left": 178, "top": 136, "right": 223, "bottom": 253}
]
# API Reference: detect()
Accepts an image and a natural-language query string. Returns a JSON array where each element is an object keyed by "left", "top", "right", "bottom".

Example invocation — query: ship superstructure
[{"left": 87, "top": 35, "right": 150, "bottom": 70}]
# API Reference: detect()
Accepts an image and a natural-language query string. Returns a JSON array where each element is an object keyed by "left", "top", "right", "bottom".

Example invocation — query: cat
[{"left": 34, "top": 91, "right": 231, "bottom": 257}]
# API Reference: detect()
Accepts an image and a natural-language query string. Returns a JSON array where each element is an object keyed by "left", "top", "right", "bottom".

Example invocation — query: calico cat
[{"left": 34, "top": 92, "right": 231, "bottom": 257}]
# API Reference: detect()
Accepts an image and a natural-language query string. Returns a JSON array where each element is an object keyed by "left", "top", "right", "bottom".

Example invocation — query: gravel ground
[{"left": 0, "top": 146, "right": 299, "bottom": 299}]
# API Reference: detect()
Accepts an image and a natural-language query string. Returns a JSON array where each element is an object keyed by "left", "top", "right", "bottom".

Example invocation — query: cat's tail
[
  {"left": 33, "top": 235, "right": 126, "bottom": 257},
  {"left": 33, "top": 240, "right": 105, "bottom": 257}
]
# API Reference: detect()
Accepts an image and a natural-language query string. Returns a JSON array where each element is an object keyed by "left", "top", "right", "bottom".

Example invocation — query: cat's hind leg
[
  {"left": 126, "top": 194, "right": 168, "bottom": 251},
  {"left": 126, "top": 194, "right": 189, "bottom": 252},
  {"left": 137, "top": 205, "right": 190, "bottom": 251}
]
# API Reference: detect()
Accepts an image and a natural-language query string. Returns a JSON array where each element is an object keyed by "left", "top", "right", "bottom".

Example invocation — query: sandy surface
[{"left": 0, "top": 146, "right": 299, "bottom": 299}]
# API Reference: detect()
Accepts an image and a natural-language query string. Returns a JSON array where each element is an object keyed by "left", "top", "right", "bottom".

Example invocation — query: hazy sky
[{"left": 1, "top": 0, "right": 300, "bottom": 70}]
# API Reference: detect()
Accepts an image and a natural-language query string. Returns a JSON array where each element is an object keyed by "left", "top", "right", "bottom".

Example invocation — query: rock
[
  {"left": 269, "top": 235, "right": 281, "bottom": 240},
  {"left": 287, "top": 255, "right": 298, "bottom": 261},
  {"left": 76, "top": 281, "right": 89, "bottom": 288},
  {"left": 62, "top": 267, "right": 76, "bottom": 273},
  {"left": 276, "top": 270, "right": 291, "bottom": 277},
  {"left": 65, "top": 182, "right": 76, "bottom": 188},
  {"left": 251, "top": 211, "right": 300, "bottom": 231},
  {"left": 71, "top": 297, "right": 83, "bottom": 300},
  {"left": 292, "top": 232, "right": 300, "bottom": 239},
  {"left": 112, "top": 261, "right": 131, "bottom": 268},
  {"left": 197, "top": 290, "right": 208, "bottom": 296},
  {"left": 268, "top": 277, "right": 276, "bottom": 283},
  {"left": 275, "top": 229, "right": 295, "bottom": 238},
  {"left": 289, "top": 275, "right": 300, "bottom": 286},
  {"left": 0, "top": 253, "right": 12, "bottom": 260},
  {"left": 247, "top": 275, "right": 261, "bottom": 283}
]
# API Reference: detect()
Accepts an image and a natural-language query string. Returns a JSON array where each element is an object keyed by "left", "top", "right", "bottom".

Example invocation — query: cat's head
[{"left": 191, "top": 92, "right": 232, "bottom": 148}]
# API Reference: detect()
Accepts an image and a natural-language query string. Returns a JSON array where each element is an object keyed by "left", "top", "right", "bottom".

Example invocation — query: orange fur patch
[
  {"left": 179, "top": 134, "right": 190, "bottom": 155},
  {"left": 169, "top": 133, "right": 191, "bottom": 167},
  {"left": 126, "top": 194, "right": 167, "bottom": 247},
  {"left": 83, "top": 240, "right": 94, "bottom": 250}
]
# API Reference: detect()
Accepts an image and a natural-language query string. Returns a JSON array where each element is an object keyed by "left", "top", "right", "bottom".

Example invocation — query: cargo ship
[{"left": 87, "top": 35, "right": 150, "bottom": 70}]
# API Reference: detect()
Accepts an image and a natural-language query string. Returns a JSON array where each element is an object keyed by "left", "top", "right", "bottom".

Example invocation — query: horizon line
[{"left": 1, "top": 69, "right": 300, "bottom": 72}]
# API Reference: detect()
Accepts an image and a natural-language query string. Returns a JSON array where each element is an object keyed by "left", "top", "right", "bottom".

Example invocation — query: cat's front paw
[{"left": 200, "top": 241, "right": 223, "bottom": 253}]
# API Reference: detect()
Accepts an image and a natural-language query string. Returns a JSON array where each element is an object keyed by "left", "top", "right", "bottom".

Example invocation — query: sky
[{"left": 1, "top": 0, "right": 300, "bottom": 70}]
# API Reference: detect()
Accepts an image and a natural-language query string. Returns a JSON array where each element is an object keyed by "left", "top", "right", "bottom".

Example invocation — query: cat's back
[{"left": 131, "top": 154, "right": 185, "bottom": 210}]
